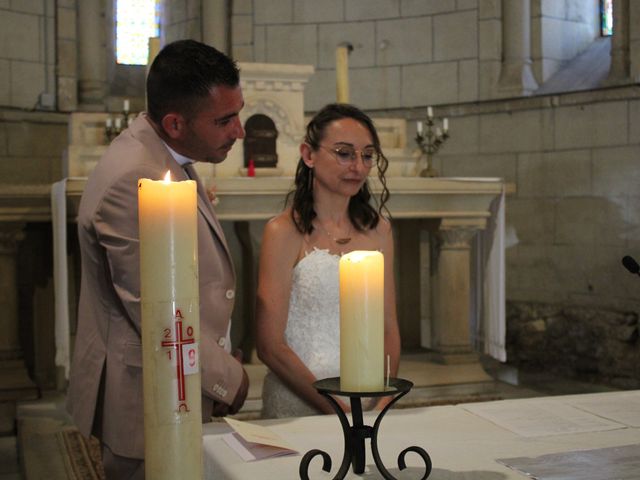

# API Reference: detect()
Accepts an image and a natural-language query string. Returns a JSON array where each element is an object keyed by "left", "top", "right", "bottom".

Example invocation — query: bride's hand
[
  {"left": 339, "top": 398, "right": 351, "bottom": 414},
  {"left": 326, "top": 397, "right": 351, "bottom": 414},
  {"left": 374, "top": 396, "right": 393, "bottom": 411}
]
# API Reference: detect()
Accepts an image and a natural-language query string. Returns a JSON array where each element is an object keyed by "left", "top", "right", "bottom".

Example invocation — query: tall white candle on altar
[
  {"left": 147, "top": 36, "right": 161, "bottom": 79},
  {"left": 339, "top": 250, "right": 385, "bottom": 392},
  {"left": 336, "top": 44, "right": 350, "bottom": 103},
  {"left": 138, "top": 171, "right": 202, "bottom": 480}
]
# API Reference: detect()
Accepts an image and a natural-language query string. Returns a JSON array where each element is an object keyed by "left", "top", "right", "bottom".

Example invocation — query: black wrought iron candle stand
[{"left": 299, "top": 377, "right": 432, "bottom": 480}]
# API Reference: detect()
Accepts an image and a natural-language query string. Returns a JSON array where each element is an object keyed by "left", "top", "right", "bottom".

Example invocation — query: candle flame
[{"left": 163, "top": 171, "right": 171, "bottom": 183}]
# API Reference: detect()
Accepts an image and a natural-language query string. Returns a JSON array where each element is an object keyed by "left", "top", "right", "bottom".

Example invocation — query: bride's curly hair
[{"left": 287, "top": 103, "right": 390, "bottom": 234}]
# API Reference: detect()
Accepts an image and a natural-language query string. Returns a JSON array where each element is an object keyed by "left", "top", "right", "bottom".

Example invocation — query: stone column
[
  {"left": 0, "top": 223, "right": 37, "bottom": 399},
  {"left": 202, "top": 0, "right": 229, "bottom": 54},
  {"left": 429, "top": 222, "right": 481, "bottom": 364},
  {"left": 606, "top": 0, "right": 631, "bottom": 85},
  {"left": 498, "top": 0, "right": 538, "bottom": 96},
  {"left": 78, "top": 0, "right": 108, "bottom": 106}
]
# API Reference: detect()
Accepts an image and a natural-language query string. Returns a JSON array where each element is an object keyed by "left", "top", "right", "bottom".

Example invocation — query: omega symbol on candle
[{"left": 161, "top": 308, "right": 198, "bottom": 412}]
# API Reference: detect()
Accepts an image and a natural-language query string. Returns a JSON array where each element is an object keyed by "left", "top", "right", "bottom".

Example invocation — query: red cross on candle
[{"left": 161, "top": 319, "right": 195, "bottom": 402}]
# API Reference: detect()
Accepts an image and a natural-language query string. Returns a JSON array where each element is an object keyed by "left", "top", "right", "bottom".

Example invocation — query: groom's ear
[
  {"left": 161, "top": 113, "right": 186, "bottom": 140},
  {"left": 300, "top": 143, "right": 314, "bottom": 168}
]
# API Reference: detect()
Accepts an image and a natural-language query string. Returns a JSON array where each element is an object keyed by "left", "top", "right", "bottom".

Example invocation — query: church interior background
[{"left": 1, "top": 0, "right": 640, "bottom": 476}]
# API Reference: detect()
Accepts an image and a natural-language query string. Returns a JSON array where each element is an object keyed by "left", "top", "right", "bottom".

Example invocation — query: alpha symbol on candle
[{"left": 161, "top": 314, "right": 196, "bottom": 403}]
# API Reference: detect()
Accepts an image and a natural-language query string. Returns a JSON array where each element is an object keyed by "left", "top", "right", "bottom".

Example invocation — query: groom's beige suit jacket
[{"left": 67, "top": 114, "right": 243, "bottom": 459}]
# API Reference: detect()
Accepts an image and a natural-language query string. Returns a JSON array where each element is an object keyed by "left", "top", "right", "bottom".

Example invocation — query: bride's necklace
[{"left": 316, "top": 221, "right": 352, "bottom": 245}]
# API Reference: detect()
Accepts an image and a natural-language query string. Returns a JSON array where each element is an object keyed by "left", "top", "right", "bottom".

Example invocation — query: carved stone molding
[
  {"left": 241, "top": 78, "right": 307, "bottom": 93},
  {"left": 243, "top": 98, "right": 301, "bottom": 145},
  {"left": 238, "top": 62, "right": 314, "bottom": 92}
]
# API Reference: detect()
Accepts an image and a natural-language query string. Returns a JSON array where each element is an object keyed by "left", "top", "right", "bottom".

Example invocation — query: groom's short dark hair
[{"left": 146, "top": 39, "right": 240, "bottom": 123}]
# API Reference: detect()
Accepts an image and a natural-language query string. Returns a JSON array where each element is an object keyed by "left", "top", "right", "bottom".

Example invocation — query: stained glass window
[
  {"left": 601, "top": 0, "right": 613, "bottom": 36},
  {"left": 116, "top": 0, "right": 160, "bottom": 65}
]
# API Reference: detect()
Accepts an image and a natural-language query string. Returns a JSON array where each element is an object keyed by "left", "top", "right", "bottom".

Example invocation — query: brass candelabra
[
  {"left": 414, "top": 107, "right": 449, "bottom": 177},
  {"left": 105, "top": 99, "right": 133, "bottom": 143}
]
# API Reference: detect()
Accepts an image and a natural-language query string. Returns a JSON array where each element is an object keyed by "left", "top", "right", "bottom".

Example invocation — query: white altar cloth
[
  {"left": 51, "top": 178, "right": 71, "bottom": 379},
  {"left": 202, "top": 391, "right": 640, "bottom": 479}
]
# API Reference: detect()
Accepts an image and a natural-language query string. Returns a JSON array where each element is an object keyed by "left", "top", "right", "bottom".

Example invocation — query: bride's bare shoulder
[
  {"left": 371, "top": 216, "right": 392, "bottom": 238},
  {"left": 263, "top": 209, "right": 304, "bottom": 246}
]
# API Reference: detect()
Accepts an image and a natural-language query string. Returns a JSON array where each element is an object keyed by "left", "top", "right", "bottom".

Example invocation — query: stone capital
[
  {"left": 435, "top": 217, "right": 485, "bottom": 250},
  {"left": 435, "top": 227, "right": 477, "bottom": 249}
]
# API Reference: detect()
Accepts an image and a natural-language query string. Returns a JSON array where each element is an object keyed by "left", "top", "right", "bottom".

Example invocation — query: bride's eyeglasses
[{"left": 318, "top": 145, "right": 379, "bottom": 168}]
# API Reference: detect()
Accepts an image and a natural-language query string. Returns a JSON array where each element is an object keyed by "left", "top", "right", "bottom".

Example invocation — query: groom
[{"left": 66, "top": 40, "right": 249, "bottom": 479}]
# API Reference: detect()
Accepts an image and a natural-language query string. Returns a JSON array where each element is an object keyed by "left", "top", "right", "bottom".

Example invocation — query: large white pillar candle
[
  {"left": 339, "top": 250, "right": 385, "bottom": 392},
  {"left": 138, "top": 172, "right": 202, "bottom": 480}
]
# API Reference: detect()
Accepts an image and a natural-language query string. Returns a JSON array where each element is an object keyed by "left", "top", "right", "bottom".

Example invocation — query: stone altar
[
  {"left": 58, "top": 175, "right": 505, "bottom": 369},
  {"left": 50, "top": 60, "right": 505, "bottom": 376}
]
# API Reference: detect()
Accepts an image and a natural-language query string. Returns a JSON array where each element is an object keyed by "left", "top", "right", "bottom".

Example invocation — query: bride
[{"left": 255, "top": 103, "right": 401, "bottom": 418}]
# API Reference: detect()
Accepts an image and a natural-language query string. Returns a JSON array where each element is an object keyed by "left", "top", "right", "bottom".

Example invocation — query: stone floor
[{"left": 0, "top": 353, "right": 618, "bottom": 480}]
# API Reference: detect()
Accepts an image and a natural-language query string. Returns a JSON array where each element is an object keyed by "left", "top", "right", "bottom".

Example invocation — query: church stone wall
[
  {"left": 163, "top": 0, "right": 203, "bottom": 44},
  {"left": 0, "top": 0, "right": 639, "bottom": 391},
  {"left": 230, "top": 0, "right": 608, "bottom": 109},
  {"left": 0, "top": 110, "right": 67, "bottom": 185},
  {"left": 507, "top": 301, "right": 639, "bottom": 388},
  {"left": 230, "top": 0, "right": 484, "bottom": 111},
  {"left": 0, "top": 0, "right": 57, "bottom": 110},
  {"left": 389, "top": 86, "right": 640, "bottom": 316},
  {"left": 531, "top": 0, "right": 600, "bottom": 84}
]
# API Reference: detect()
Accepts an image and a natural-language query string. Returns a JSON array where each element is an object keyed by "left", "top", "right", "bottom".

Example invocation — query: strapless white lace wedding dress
[{"left": 261, "top": 248, "right": 341, "bottom": 418}]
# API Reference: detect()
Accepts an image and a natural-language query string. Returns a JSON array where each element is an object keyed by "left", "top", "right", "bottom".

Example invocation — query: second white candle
[{"left": 339, "top": 250, "right": 385, "bottom": 392}]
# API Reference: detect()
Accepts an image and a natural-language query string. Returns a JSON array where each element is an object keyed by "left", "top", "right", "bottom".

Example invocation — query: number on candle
[{"left": 182, "top": 343, "right": 199, "bottom": 375}]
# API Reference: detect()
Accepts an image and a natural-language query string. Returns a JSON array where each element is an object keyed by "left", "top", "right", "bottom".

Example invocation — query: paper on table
[
  {"left": 462, "top": 399, "right": 626, "bottom": 437},
  {"left": 569, "top": 391, "right": 640, "bottom": 427},
  {"left": 498, "top": 444, "right": 640, "bottom": 480},
  {"left": 222, "top": 418, "right": 298, "bottom": 462}
]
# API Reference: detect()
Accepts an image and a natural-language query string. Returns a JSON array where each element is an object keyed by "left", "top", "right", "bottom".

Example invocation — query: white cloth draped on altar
[
  {"left": 52, "top": 178, "right": 71, "bottom": 379},
  {"left": 475, "top": 187, "right": 507, "bottom": 362}
]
